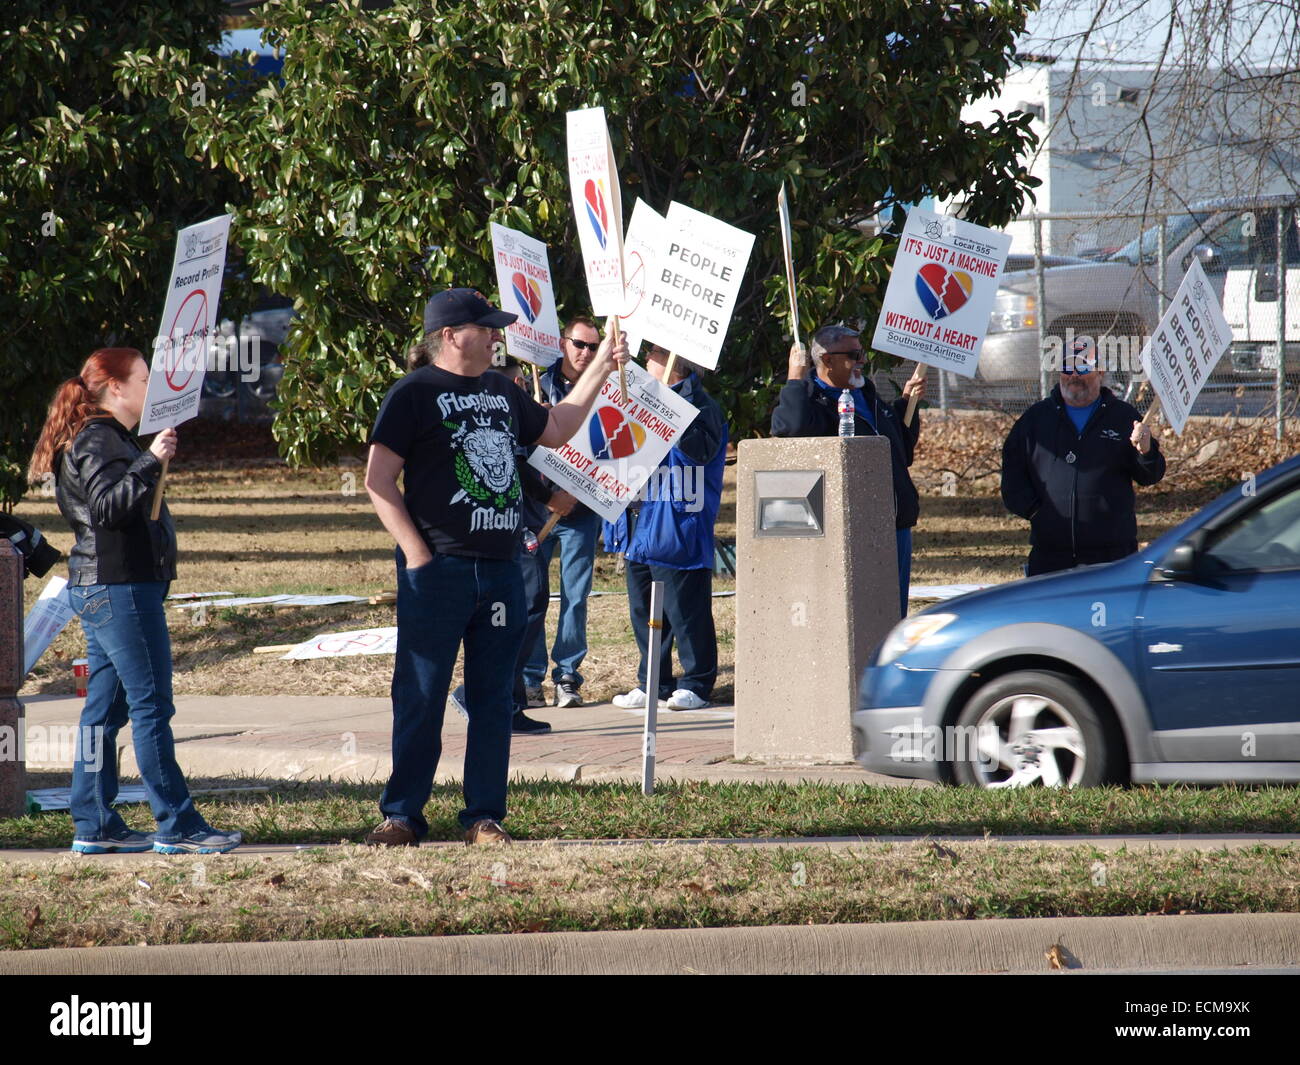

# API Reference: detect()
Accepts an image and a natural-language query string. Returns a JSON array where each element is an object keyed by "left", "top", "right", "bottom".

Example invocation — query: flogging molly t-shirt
[{"left": 370, "top": 365, "right": 550, "bottom": 559}]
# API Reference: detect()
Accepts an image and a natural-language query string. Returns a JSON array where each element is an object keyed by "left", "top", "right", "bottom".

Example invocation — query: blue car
[{"left": 854, "top": 455, "right": 1300, "bottom": 787}]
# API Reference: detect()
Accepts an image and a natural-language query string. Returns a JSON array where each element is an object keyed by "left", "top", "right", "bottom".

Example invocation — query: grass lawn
[{"left": 3, "top": 837, "right": 1297, "bottom": 950}]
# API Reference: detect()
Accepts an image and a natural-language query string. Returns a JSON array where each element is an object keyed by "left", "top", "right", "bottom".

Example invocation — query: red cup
[{"left": 73, "top": 658, "right": 89, "bottom": 698}]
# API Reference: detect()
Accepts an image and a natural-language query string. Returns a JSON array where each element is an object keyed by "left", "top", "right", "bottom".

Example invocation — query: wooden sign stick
[
  {"left": 537, "top": 511, "right": 562, "bottom": 542},
  {"left": 612, "top": 316, "right": 628, "bottom": 404},
  {"left": 532, "top": 362, "right": 543, "bottom": 402},
  {"left": 149, "top": 459, "right": 169, "bottom": 521},
  {"left": 663, "top": 351, "right": 678, "bottom": 382},
  {"left": 903, "top": 363, "right": 927, "bottom": 427}
]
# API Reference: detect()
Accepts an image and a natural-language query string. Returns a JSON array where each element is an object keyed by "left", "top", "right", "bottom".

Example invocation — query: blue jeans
[
  {"left": 68, "top": 582, "right": 207, "bottom": 843},
  {"left": 897, "top": 527, "right": 913, "bottom": 617},
  {"left": 381, "top": 550, "right": 525, "bottom": 838},
  {"left": 525, "top": 508, "right": 599, "bottom": 687},
  {"left": 625, "top": 561, "right": 717, "bottom": 699}
]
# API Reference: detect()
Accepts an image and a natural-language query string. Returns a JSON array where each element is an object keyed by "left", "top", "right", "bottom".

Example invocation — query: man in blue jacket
[
  {"left": 606, "top": 345, "right": 728, "bottom": 711},
  {"left": 771, "top": 324, "right": 926, "bottom": 616},
  {"left": 1001, "top": 337, "right": 1164, "bottom": 576}
]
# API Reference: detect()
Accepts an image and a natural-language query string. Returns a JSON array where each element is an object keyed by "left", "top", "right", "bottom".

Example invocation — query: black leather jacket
[
  {"left": 770, "top": 375, "right": 922, "bottom": 529},
  {"left": 55, "top": 418, "right": 176, "bottom": 585}
]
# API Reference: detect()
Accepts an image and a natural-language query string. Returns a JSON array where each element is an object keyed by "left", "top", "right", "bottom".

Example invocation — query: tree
[
  {"left": 124, "top": 0, "right": 1039, "bottom": 464},
  {"left": 1016, "top": 1, "right": 1300, "bottom": 228},
  {"left": 0, "top": 0, "right": 243, "bottom": 507}
]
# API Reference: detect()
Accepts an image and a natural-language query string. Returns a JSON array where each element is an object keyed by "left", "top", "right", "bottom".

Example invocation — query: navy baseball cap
[{"left": 423, "top": 288, "right": 517, "bottom": 333}]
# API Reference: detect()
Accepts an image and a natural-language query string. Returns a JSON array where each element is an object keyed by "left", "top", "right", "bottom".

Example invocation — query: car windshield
[{"left": 1106, "top": 212, "right": 1214, "bottom": 265}]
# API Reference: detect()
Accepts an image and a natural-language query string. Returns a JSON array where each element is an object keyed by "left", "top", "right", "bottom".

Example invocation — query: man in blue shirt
[{"left": 1001, "top": 337, "right": 1164, "bottom": 576}]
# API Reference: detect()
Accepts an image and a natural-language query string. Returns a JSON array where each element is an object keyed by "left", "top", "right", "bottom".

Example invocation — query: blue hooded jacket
[{"left": 603, "top": 372, "right": 727, "bottom": 570}]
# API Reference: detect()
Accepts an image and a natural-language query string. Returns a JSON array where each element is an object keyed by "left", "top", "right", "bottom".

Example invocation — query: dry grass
[
  {"left": 17, "top": 410, "right": 1261, "bottom": 701},
  {"left": 2, "top": 841, "right": 1296, "bottom": 950}
]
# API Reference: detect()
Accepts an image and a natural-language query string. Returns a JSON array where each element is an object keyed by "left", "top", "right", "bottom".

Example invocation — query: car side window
[
  {"left": 1196, "top": 212, "right": 1259, "bottom": 272},
  {"left": 1203, "top": 484, "right": 1300, "bottom": 572}
]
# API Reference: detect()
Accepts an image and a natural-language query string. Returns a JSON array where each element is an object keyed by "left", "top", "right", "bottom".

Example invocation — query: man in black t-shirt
[{"left": 363, "top": 288, "right": 626, "bottom": 847}]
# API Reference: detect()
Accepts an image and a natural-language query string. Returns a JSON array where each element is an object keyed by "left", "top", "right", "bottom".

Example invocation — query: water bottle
[
  {"left": 838, "top": 389, "right": 855, "bottom": 437},
  {"left": 522, "top": 528, "right": 539, "bottom": 555}
]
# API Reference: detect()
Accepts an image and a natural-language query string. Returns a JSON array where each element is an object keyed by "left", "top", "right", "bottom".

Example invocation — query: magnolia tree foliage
[
  {"left": 0, "top": 0, "right": 240, "bottom": 506},
  {"left": 146, "top": 0, "right": 1038, "bottom": 463}
]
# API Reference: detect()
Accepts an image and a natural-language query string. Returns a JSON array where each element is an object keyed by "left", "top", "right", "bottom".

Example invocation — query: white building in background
[{"left": 954, "top": 57, "right": 1300, "bottom": 254}]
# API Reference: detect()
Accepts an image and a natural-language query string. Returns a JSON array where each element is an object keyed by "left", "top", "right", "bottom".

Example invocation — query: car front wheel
[{"left": 952, "top": 670, "right": 1122, "bottom": 788}]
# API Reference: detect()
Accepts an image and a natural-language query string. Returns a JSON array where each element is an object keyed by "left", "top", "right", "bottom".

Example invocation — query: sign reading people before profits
[
  {"left": 1138, "top": 260, "right": 1231, "bottom": 435},
  {"left": 639, "top": 201, "right": 756, "bottom": 371},
  {"left": 567, "top": 106, "right": 625, "bottom": 315},
  {"left": 139, "top": 214, "right": 233, "bottom": 435},
  {"left": 604, "top": 198, "right": 667, "bottom": 361},
  {"left": 490, "top": 223, "right": 562, "bottom": 367},
  {"left": 527, "top": 360, "right": 699, "bottom": 523},
  {"left": 870, "top": 209, "right": 1011, "bottom": 378}
]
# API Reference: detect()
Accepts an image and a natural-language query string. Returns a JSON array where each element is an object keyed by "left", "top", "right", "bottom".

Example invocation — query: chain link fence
[{"left": 875, "top": 196, "right": 1300, "bottom": 437}]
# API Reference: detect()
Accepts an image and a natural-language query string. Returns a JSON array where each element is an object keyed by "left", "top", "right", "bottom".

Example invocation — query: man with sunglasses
[
  {"left": 1001, "top": 336, "right": 1164, "bottom": 576},
  {"left": 526, "top": 317, "right": 606, "bottom": 709},
  {"left": 363, "top": 290, "right": 626, "bottom": 847},
  {"left": 771, "top": 324, "right": 926, "bottom": 616}
]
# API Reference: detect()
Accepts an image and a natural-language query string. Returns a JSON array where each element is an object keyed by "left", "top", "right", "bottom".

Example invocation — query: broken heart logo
[
  {"left": 584, "top": 179, "right": 609, "bottom": 250},
  {"left": 511, "top": 272, "right": 544, "bottom": 323},
  {"left": 915, "top": 263, "right": 973, "bottom": 320},
  {"left": 588, "top": 405, "right": 646, "bottom": 460}
]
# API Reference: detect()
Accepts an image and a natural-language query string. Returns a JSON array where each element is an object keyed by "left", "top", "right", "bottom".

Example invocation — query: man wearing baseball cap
[
  {"left": 364, "top": 288, "right": 627, "bottom": 846},
  {"left": 1001, "top": 335, "right": 1165, "bottom": 576}
]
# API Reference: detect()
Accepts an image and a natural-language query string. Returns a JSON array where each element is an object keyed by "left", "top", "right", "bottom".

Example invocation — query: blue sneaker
[
  {"left": 71, "top": 830, "right": 154, "bottom": 855},
  {"left": 153, "top": 829, "right": 243, "bottom": 855}
]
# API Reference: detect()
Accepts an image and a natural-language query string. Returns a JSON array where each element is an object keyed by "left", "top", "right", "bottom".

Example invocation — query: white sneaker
[
  {"left": 612, "top": 688, "right": 647, "bottom": 709},
  {"left": 666, "top": 689, "right": 710, "bottom": 711}
]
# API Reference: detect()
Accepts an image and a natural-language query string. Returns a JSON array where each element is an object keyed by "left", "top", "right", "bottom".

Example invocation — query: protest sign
[
  {"left": 140, "top": 214, "right": 233, "bottom": 435},
  {"left": 567, "top": 107, "right": 625, "bottom": 315},
  {"left": 23, "top": 575, "right": 74, "bottom": 676},
  {"left": 639, "top": 201, "right": 755, "bottom": 371},
  {"left": 606, "top": 198, "right": 667, "bottom": 360},
  {"left": 490, "top": 223, "right": 562, "bottom": 368},
  {"left": 1138, "top": 260, "right": 1231, "bottom": 435},
  {"left": 281, "top": 627, "right": 398, "bottom": 660},
  {"left": 527, "top": 360, "right": 699, "bottom": 523},
  {"left": 870, "top": 209, "right": 1011, "bottom": 379},
  {"left": 778, "top": 183, "right": 801, "bottom": 347}
]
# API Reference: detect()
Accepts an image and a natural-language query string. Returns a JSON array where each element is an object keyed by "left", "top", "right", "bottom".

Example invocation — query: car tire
[{"left": 951, "top": 670, "right": 1122, "bottom": 788}]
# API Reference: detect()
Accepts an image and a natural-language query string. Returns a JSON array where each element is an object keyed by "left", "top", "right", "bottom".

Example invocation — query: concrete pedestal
[
  {"left": 734, "top": 437, "right": 899, "bottom": 763},
  {"left": 1, "top": 540, "right": 25, "bottom": 817}
]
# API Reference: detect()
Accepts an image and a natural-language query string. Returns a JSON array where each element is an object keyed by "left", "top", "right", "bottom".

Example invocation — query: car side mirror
[
  {"left": 1190, "top": 244, "right": 1222, "bottom": 272},
  {"left": 1159, "top": 537, "right": 1200, "bottom": 580}
]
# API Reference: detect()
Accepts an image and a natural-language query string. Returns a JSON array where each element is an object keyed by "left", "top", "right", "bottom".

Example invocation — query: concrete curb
[{"left": 3, "top": 914, "right": 1298, "bottom": 974}]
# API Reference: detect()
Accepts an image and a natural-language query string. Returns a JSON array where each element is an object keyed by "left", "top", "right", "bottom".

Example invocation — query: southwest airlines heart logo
[
  {"left": 584, "top": 179, "right": 609, "bottom": 250},
  {"left": 588, "top": 405, "right": 646, "bottom": 460},
  {"left": 511, "top": 272, "right": 543, "bottom": 323},
  {"left": 914, "top": 263, "right": 973, "bottom": 320}
]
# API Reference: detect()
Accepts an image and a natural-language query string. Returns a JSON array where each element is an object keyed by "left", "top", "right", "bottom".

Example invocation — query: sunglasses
[
  {"left": 1061, "top": 361, "right": 1095, "bottom": 375},
  {"left": 565, "top": 338, "right": 600, "bottom": 352}
]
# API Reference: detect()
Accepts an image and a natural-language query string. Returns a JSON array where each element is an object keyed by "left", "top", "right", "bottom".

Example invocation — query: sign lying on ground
[
  {"left": 870, "top": 208, "right": 1011, "bottom": 378},
  {"left": 567, "top": 106, "right": 625, "bottom": 315},
  {"left": 490, "top": 222, "right": 562, "bottom": 367},
  {"left": 527, "top": 360, "right": 699, "bottom": 523},
  {"left": 281, "top": 627, "right": 399, "bottom": 660},
  {"left": 1138, "top": 260, "right": 1232, "bottom": 435},
  {"left": 170, "top": 594, "right": 367, "bottom": 611},
  {"left": 639, "top": 201, "right": 755, "bottom": 371},
  {"left": 140, "top": 214, "right": 233, "bottom": 434}
]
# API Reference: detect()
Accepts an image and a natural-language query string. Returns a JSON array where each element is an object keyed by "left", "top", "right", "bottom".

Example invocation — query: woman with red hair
[{"left": 29, "top": 349, "right": 241, "bottom": 855}]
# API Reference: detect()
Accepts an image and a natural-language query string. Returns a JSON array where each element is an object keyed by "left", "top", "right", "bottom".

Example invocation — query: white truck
[{"left": 970, "top": 197, "right": 1299, "bottom": 401}]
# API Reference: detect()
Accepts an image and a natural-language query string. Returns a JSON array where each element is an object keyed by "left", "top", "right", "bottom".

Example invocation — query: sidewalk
[{"left": 18, "top": 693, "right": 899, "bottom": 787}]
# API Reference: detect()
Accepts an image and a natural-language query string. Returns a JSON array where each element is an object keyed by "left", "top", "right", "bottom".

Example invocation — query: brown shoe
[
  {"left": 464, "top": 819, "right": 513, "bottom": 845},
  {"left": 364, "top": 818, "right": 419, "bottom": 847}
]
